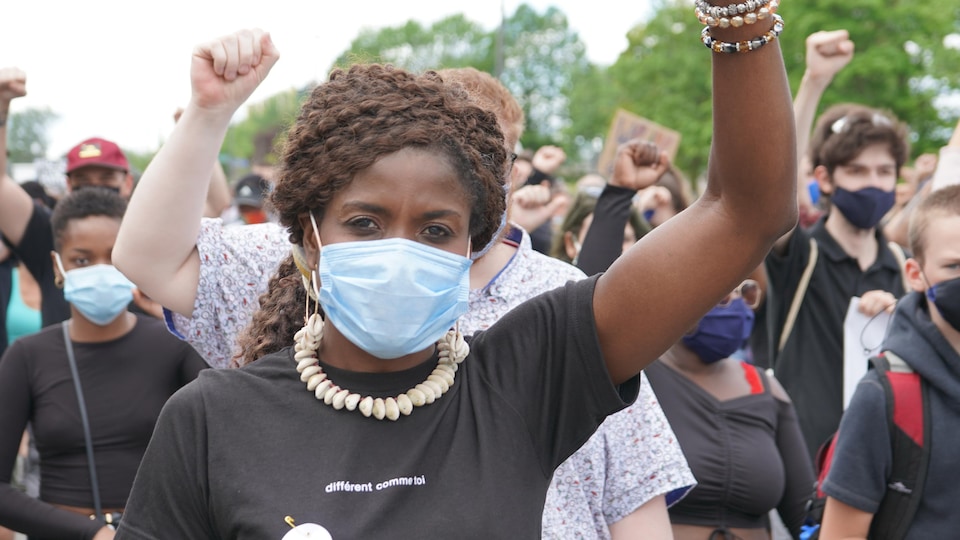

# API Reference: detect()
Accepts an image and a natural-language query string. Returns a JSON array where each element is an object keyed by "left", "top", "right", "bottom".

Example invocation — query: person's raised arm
[
  {"left": 173, "top": 107, "right": 233, "bottom": 218},
  {"left": 773, "top": 29, "right": 853, "bottom": 254},
  {"left": 0, "top": 68, "right": 34, "bottom": 247},
  {"left": 595, "top": 9, "right": 797, "bottom": 384},
  {"left": 930, "top": 114, "right": 960, "bottom": 192},
  {"left": 112, "top": 29, "right": 279, "bottom": 316},
  {"left": 576, "top": 143, "right": 667, "bottom": 276}
]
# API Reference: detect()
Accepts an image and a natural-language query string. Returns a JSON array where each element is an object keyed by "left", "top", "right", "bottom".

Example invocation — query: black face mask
[
  {"left": 927, "top": 276, "right": 960, "bottom": 333},
  {"left": 74, "top": 185, "right": 121, "bottom": 195}
]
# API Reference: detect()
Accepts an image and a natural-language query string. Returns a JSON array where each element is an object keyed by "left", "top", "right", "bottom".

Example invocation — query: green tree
[
  {"left": 333, "top": 5, "right": 591, "bottom": 171},
  {"left": 778, "top": 0, "right": 960, "bottom": 156},
  {"left": 497, "top": 5, "right": 591, "bottom": 156},
  {"left": 599, "top": 1, "right": 713, "bottom": 181},
  {"left": 221, "top": 87, "right": 307, "bottom": 178},
  {"left": 334, "top": 15, "right": 493, "bottom": 73},
  {"left": 599, "top": 0, "right": 960, "bottom": 182},
  {"left": 6, "top": 107, "right": 58, "bottom": 162}
]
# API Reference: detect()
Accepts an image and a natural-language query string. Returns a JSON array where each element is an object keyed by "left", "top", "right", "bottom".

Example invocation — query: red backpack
[{"left": 801, "top": 351, "right": 931, "bottom": 540}]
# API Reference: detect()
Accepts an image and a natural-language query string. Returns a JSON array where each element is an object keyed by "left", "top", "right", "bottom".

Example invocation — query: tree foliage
[
  {"left": 600, "top": 0, "right": 960, "bottom": 182},
  {"left": 497, "top": 5, "right": 591, "bottom": 155},
  {"left": 220, "top": 87, "right": 307, "bottom": 178},
  {"left": 334, "top": 15, "right": 493, "bottom": 73},
  {"left": 7, "top": 107, "right": 58, "bottom": 162},
  {"left": 596, "top": 1, "right": 713, "bottom": 181},
  {"left": 778, "top": 0, "right": 960, "bottom": 156},
  {"left": 333, "top": 5, "right": 590, "bottom": 166},
  {"left": 198, "top": 1, "right": 960, "bottom": 186}
]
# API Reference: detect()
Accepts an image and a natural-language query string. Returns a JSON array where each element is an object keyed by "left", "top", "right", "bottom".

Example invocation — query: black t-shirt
[
  {"left": 764, "top": 217, "right": 906, "bottom": 458},
  {"left": 0, "top": 315, "right": 207, "bottom": 539},
  {"left": 116, "top": 276, "right": 638, "bottom": 539}
]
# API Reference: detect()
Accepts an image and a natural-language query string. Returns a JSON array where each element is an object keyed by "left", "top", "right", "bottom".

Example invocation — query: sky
[{"left": 4, "top": 0, "right": 653, "bottom": 162}]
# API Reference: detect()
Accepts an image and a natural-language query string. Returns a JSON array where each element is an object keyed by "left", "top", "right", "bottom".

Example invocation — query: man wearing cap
[{"left": 63, "top": 137, "right": 135, "bottom": 195}]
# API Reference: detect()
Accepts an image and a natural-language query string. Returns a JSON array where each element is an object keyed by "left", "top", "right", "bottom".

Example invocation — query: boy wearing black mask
[
  {"left": 765, "top": 103, "right": 911, "bottom": 459},
  {"left": 819, "top": 184, "right": 960, "bottom": 538}
]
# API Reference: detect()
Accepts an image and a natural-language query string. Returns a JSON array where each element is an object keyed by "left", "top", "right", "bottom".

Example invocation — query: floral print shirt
[{"left": 164, "top": 219, "right": 290, "bottom": 368}]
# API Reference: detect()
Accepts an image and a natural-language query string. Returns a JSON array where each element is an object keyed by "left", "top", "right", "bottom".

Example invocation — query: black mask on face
[
  {"left": 74, "top": 184, "right": 121, "bottom": 195},
  {"left": 927, "top": 276, "right": 960, "bottom": 333}
]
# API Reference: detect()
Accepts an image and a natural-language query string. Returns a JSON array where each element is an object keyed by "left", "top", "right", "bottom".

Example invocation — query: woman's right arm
[{"left": 112, "top": 29, "right": 280, "bottom": 316}]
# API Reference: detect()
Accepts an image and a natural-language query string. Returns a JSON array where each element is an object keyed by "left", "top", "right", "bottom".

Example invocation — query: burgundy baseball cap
[{"left": 66, "top": 137, "right": 129, "bottom": 174}]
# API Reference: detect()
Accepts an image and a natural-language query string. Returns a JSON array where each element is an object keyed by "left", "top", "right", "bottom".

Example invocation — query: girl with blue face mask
[
  {"left": 114, "top": 23, "right": 799, "bottom": 539},
  {"left": 0, "top": 188, "right": 207, "bottom": 540}
]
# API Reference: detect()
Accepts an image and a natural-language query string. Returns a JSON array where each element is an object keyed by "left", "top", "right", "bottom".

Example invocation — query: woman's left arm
[{"left": 594, "top": 7, "right": 797, "bottom": 384}]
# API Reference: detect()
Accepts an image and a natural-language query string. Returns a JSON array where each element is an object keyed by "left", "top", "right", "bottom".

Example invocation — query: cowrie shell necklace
[{"left": 293, "top": 313, "right": 469, "bottom": 421}]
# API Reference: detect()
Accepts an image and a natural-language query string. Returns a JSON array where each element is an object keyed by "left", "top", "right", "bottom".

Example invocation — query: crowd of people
[{"left": 0, "top": 3, "right": 959, "bottom": 539}]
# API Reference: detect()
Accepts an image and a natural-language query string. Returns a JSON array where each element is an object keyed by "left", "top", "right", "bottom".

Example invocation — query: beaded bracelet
[
  {"left": 694, "top": 0, "right": 769, "bottom": 19},
  {"left": 701, "top": 13, "right": 784, "bottom": 54},
  {"left": 695, "top": 0, "right": 779, "bottom": 28}
]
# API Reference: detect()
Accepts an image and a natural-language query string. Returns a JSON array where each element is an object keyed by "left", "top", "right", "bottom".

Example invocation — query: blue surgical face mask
[
  {"left": 317, "top": 237, "right": 472, "bottom": 359},
  {"left": 831, "top": 186, "right": 895, "bottom": 230},
  {"left": 55, "top": 253, "right": 134, "bottom": 326},
  {"left": 682, "top": 297, "right": 755, "bottom": 364}
]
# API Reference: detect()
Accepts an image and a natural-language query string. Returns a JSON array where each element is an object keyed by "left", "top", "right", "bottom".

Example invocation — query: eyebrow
[
  {"left": 340, "top": 201, "right": 463, "bottom": 220},
  {"left": 341, "top": 201, "right": 389, "bottom": 215}
]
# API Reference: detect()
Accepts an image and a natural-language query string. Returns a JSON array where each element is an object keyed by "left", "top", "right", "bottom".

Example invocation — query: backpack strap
[
  {"left": 868, "top": 351, "right": 930, "bottom": 540},
  {"left": 887, "top": 241, "right": 911, "bottom": 294},
  {"left": 778, "top": 237, "right": 818, "bottom": 354}
]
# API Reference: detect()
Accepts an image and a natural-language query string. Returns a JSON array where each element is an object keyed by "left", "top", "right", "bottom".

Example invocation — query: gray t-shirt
[{"left": 116, "top": 276, "right": 638, "bottom": 539}]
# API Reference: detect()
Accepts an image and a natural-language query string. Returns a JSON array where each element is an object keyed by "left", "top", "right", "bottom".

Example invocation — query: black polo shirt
[{"left": 765, "top": 215, "right": 906, "bottom": 459}]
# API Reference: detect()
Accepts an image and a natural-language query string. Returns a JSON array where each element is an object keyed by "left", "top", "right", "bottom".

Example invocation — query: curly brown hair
[{"left": 235, "top": 64, "right": 509, "bottom": 366}]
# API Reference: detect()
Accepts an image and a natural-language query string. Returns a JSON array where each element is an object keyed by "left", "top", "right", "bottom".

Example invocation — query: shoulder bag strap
[
  {"left": 778, "top": 237, "right": 819, "bottom": 354},
  {"left": 887, "top": 241, "right": 911, "bottom": 294},
  {"left": 62, "top": 322, "right": 104, "bottom": 522},
  {"left": 868, "top": 352, "right": 929, "bottom": 540}
]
